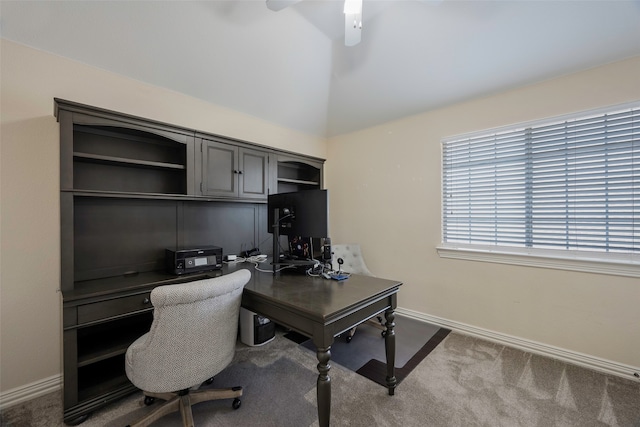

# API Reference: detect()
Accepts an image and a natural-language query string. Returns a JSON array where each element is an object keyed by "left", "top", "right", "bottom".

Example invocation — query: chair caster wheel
[
  {"left": 346, "top": 335, "right": 352, "bottom": 343},
  {"left": 144, "top": 396, "right": 155, "bottom": 406},
  {"left": 232, "top": 398, "right": 241, "bottom": 410},
  {"left": 204, "top": 377, "right": 214, "bottom": 385}
]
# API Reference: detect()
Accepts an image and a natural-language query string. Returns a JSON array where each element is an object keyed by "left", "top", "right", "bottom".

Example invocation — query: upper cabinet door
[
  {"left": 199, "top": 138, "right": 270, "bottom": 200},
  {"left": 239, "top": 148, "right": 270, "bottom": 200},
  {"left": 201, "top": 139, "right": 238, "bottom": 197}
]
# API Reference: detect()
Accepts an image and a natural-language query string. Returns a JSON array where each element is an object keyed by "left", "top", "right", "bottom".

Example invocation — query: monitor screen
[{"left": 268, "top": 189, "right": 329, "bottom": 238}]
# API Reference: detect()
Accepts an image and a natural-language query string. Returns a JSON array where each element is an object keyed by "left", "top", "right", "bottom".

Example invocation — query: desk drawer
[{"left": 77, "top": 293, "right": 152, "bottom": 324}]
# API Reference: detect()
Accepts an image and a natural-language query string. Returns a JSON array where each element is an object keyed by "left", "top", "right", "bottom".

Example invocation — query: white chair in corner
[
  {"left": 124, "top": 269, "right": 251, "bottom": 427},
  {"left": 331, "top": 244, "right": 386, "bottom": 342}
]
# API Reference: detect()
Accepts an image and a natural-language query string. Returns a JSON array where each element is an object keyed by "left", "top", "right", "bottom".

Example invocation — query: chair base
[{"left": 127, "top": 386, "right": 243, "bottom": 427}]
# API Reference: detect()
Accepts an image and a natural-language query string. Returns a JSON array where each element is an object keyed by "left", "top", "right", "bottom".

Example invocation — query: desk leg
[
  {"left": 316, "top": 346, "right": 331, "bottom": 427},
  {"left": 384, "top": 309, "right": 397, "bottom": 396}
]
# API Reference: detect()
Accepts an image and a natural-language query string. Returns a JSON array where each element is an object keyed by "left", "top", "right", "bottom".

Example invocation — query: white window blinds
[{"left": 442, "top": 103, "right": 639, "bottom": 257}]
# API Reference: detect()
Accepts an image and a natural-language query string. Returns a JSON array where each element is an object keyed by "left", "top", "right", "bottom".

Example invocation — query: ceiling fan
[
  {"left": 266, "top": 0, "right": 443, "bottom": 47},
  {"left": 266, "top": 0, "right": 364, "bottom": 46}
]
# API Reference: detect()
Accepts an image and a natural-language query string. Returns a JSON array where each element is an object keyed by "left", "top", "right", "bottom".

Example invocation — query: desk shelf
[
  {"left": 73, "top": 152, "right": 186, "bottom": 170},
  {"left": 277, "top": 177, "right": 320, "bottom": 186},
  {"left": 77, "top": 355, "right": 131, "bottom": 403},
  {"left": 76, "top": 313, "right": 152, "bottom": 367}
]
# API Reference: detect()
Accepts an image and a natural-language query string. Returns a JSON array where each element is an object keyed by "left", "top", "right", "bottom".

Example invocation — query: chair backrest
[
  {"left": 125, "top": 269, "right": 251, "bottom": 393},
  {"left": 331, "top": 244, "right": 374, "bottom": 276}
]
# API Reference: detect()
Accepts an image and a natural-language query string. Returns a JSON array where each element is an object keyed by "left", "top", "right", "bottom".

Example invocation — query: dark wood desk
[{"left": 230, "top": 264, "right": 402, "bottom": 427}]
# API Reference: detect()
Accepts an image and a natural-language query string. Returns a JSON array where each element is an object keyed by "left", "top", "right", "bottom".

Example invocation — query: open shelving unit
[
  {"left": 276, "top": 157, "right": 323, "bottom": 193},
  {"left": 71, "top": 125, "right": 188, "bottom": 195}
]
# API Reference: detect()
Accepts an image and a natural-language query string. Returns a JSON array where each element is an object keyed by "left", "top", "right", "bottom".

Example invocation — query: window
[{"left": 439, "top": 102, "right": 640, "bottom": 277}]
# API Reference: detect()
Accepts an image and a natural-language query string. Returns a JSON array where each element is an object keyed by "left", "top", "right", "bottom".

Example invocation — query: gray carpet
[{"left": 2, "top": 330, "right": 640, "bottom": 426}]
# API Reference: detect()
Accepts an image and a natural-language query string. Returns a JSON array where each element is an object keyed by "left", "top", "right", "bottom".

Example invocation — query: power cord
[
  {"left": 226, "top": 253, "right": 345, "bottom": 278},
  {"left": 242, "top": 254, "right": 299, "bottom": 273}
]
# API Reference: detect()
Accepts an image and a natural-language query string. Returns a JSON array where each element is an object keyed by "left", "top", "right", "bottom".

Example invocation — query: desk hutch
[{"left": 55, "top": 99, "right": 324, "bottom": 424}]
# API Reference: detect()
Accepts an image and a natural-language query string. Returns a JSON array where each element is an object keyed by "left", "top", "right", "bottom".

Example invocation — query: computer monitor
[
  {"left": 268, "top": 189, "right": 328, "bottom": 238},
  {"left": 267, "top": 189, "right": 329, "bottom": 269}
]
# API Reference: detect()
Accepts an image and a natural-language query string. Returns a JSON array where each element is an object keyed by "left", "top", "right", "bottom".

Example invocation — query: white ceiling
[{"left": 2, "top": 0, "right": 640, "bottom": 137}]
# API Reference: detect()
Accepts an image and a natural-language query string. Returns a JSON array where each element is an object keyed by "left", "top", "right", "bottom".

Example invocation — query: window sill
[{"left": 436, "top": 245, "right": 640, "bottom": 278}]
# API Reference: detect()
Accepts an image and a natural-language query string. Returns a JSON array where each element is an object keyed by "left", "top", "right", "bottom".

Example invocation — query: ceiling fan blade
[
  {"left": 415, "top": 0, "right": 445, "bottom": 5},
  {"left": 266, "top": 0, "right": 303, "bottom": 12}
]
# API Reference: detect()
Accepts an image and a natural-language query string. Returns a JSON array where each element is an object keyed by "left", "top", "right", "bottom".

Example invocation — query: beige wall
[
  {"left": 326, "top": 55, "right": 640, "bottom": 368},
  {"left": 2, "top": 36, "right": 639, "bottom": 396},
  {"left": 0, "top": 39, "right": 326, "bottom": 393}
]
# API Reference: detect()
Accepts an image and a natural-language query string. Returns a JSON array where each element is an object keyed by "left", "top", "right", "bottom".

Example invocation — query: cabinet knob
[
  {"left": 238, "top": 170, "right": 243, "bottom": 174},
  {"left": 143, "top": 297, "right": 150, "bottom": 305}
]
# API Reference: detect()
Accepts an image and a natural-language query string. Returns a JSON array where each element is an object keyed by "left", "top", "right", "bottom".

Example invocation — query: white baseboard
[
  {"left": 0, "top": 374, "right": 61, "bottom": 411},
  {"left": 397, "top": 307, "right": 640, "bottom": 383}
]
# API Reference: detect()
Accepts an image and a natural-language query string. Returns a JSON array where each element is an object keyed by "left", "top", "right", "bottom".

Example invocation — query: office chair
[
  {"left": 124, "top": 269, "right": 252, "bottom": 427},
  {"left": 331, "top": 244, "right": 386, "bottom": 342}
]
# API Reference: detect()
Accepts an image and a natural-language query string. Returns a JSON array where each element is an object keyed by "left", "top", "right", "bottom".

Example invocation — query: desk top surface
[
  {"left": 64, "top": 262, "right": 403, "bottom": 316},
  {"left": 227, "top": 263, "right": 402, "bottom": 321}
]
